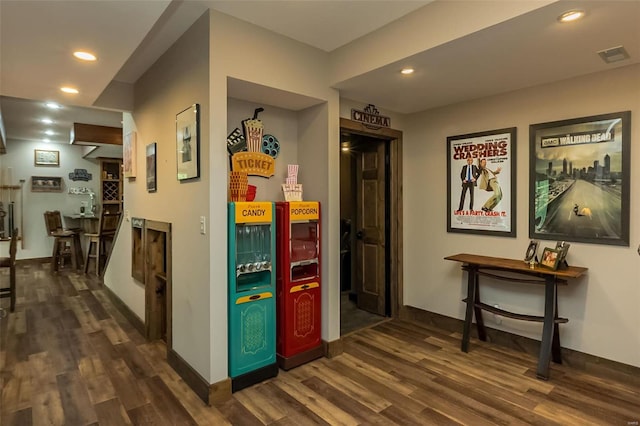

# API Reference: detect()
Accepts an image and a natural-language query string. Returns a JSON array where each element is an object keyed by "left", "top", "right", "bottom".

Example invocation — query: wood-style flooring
[{"left": 1, "top": 263, "right": 639, "bottom": 425}]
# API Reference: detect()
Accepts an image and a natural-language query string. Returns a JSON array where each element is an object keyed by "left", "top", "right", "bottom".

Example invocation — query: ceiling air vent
[{"left": 597, "top": 46, "right": 629, "bottom": 64}]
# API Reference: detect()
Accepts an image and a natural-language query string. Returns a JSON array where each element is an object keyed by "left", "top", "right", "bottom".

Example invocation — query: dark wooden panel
[{"left": 72, "top": 123, "right": 122, "bottom": 146}]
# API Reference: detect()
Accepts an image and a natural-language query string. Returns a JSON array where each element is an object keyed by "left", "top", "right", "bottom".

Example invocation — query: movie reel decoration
[
  {"left": 227, "top": 107, "right": 277, "bottom": 178},
  {"left": 261, "top": 134, "right": 280, "bottom": 158}
]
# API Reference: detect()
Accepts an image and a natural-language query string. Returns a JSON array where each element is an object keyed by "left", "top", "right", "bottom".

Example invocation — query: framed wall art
[
  {"left": 34, "top": 149, "right": 60, "bottom": 166},
  {"left": 146, "top": 142, "right": 157, "bottom": 193},
  {"left": 447, "top": 127, "right": 516, "bottom": 237},
  {"left": 529, "top": 111, "right": 630, "bottom": 246},
  {"left": 176, "top": 103, "right": 200, "bottom": 181},
  {"left": 123, "top": 131, "right": 137, "bottom": 178},
  {"left": 31, "top": 176, "right": 63, "bottom": 192}
]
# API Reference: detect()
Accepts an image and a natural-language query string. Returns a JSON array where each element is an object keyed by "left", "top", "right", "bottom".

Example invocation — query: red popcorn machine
[{"left": 275, "top": 201, "right": 324, "bottom": 370}]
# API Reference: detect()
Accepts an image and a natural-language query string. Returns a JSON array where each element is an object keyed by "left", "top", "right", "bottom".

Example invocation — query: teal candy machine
[{"left": 228, "top": 201, "right": 278, "bottom": 392}]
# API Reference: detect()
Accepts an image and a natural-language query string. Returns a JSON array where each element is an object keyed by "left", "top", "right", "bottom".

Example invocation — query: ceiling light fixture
[
  {"left": 42, "top": 118, "right": 53, "bottom": 124},
  {"left": 73, "top": 51, "right": 97, "bottom": 61},
  {"left": 45, "top": 102, "right": 61, "bottom": 109},
  {"left": 43, "top": 138, "right": 50, "bottom": 143},
  {"left": 558, "top": 9, "right": 585, "bottom": 23},
  {"left": 45, "top": 130, "right": 54, "bottom": 135},
  {"left": 60, "top": 87, "right": 79, "bottom": 94},
  {"left": 400, "top": 68, "right": 414, "bottom": 75}
]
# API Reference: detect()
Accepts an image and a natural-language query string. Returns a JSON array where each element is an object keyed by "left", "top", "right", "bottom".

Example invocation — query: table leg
[
  {"left": 537, "top": 276, "right": 557, "bottom": 380},
  {"left": 474, "top": 274, "right": 487, "bottom": 342},
  {"left": 552, "top": 295, "right": 562, "bottom": 364},
  {"left": 461, "top": 265, "right": 477, "bottom": 352}
]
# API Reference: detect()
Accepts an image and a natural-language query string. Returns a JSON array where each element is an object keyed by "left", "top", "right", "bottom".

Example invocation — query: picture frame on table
[
  {"left": 524, "top": 240, "right": 539, "bottom": 263},
  {"left": 146, "top": 142, "right": 157, "bottom": 193},
  {"left": 555, "top": 241, "right": 570, "bottom": 268},
  {"left": 31, "top": 176, "right": 63, "bottom": 192},
  {"left": 529, "top": 111, "right": 630, "bottom": 246},
  {"left": 176, "top": 103, "right": 200, "bottom": 181},
  {"left": 34, "top": 149, "right": 60, "bottom": 167},
  {"left": 447, "top": 127, "right": 516, "bottom": 237},
  {"left": 540, "top": 247, "right": 561, "bottom": 270}
]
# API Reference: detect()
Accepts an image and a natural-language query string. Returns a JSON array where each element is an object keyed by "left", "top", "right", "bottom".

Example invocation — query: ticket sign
[
  {"left": 290, "top": 201, "right": 319, "bottom": 221},
  {"left": 232, "top": 152, "right": 275, "bottom": 178},
  {"left": 235, "top": 201, "right": 272, "bottom": 224}
]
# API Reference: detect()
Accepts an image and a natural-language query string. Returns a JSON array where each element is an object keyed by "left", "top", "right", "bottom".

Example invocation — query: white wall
[
  {"left": 104, "top": 12, "right": 212, "bottom": 378},
  {"left": 0, "top": 140, "right": 100, "bottom": 259},
  {"left": 403, "top": 64, "right": 640, "bottom": 368}
]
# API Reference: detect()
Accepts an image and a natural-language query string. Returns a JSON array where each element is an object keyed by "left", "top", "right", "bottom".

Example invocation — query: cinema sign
[{"left": 351, "top": 104, "right": 391, "bottom": 130}]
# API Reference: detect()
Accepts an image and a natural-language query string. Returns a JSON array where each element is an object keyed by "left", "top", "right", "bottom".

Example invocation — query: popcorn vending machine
[
  {"left": 228, "top": 202, "right": 278, "bottom": 391},
  {"left": 275, "top": 201, "right": 323, "bottom": 370}
]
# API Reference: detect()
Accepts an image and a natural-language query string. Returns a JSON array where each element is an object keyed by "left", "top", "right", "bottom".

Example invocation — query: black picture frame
[
  {"left": 447, "top": 127, "right": 516, "bottom": 237},
  {"left": 555, "top": 241, "right": 570, "bottom": 268},
  {"left": 176, "top": 103, "right": 200, "bottom": 181},
  {"left": 146, "top": 142, "right": 157, "bottom": 193},
  {"left": 529, "top": 111, "right": 630, "bottom": 246},
  {"left": 524, "top": 240, "right": 539, "bottom": 262},
  {"left": 540, "top": 247, "right": 561, "bottom": 270},
  {"left": 31, "top": 176, "right": 63, "bottom": 192}
]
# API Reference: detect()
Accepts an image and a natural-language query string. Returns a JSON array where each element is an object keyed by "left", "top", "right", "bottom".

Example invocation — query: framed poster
[
  {"left": 447, "top": 127, "right": 516, "bottom": 237},
  {"left": 529, "top": 111, "right": 630, "bottom": 246},
  {"left": 176, "top": 104, "right": 200, "bottom": 181},
  {"left": 146, "top": 142, "right": 157, "bottom": 192},
  {"left": 123, "top": 131, "right": 137, "bottom": 178},
  {"left": 34, "top": 149, "right": 60, "bottom": 166}
]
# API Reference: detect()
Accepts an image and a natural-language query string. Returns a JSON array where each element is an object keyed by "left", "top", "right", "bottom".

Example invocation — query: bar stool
[
  {"left": 44, "top": 211, "right": 83, "bottom": 272},
  {"left": 85, "top": 210, "right": 121, "bottom": 276},
  {"left": 0, "top": 228, "right": 18, "bottom": 312}
]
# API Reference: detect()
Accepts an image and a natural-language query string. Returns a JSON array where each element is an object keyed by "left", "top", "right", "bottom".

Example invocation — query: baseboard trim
[
  {"left": 102, "top": 285, "right": 145, "bottom": 337},
  {"left": 400, "top": 305, "right": 640, "bottom": 378},
  {"left": 16, "top": 257, "right": 51, "bottom": 265},
  {"left": 323, "top": 338, "right": 343, "bottom": 358}
]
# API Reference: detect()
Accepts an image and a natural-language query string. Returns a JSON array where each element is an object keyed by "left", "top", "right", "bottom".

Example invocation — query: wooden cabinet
[{"left": 100, "top": 159, "right": 123, "bottom": 213}]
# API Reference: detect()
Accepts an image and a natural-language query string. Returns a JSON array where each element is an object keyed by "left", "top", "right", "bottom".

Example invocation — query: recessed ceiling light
[
  {"left": 558, "top": 9, "right": 585, "bottom": 23},
  {"left": 60, "top": 87, "right": 79, "bottom": 94},
  {"left": 400, "top": 68, "right": 415, "bottom": 75},
  {"left": 73, "top": 51, "right": 97, "bottom": 61},
  {"left": 43, "top": 138, "right": 50, "bottom": 143},
  {"left": 45, "top": 102, "right": 61, "bottom": 109},
  {"left": 42, "top": 118, "right": 53, "bottom": 124},
  {"left": 45, "top": 130, "right": 54, "bottom": 135}
]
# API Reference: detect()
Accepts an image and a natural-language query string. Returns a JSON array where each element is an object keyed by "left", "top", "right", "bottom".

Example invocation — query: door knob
[{"left": 356, "top": 230, "right": 364, "bottom": 240}]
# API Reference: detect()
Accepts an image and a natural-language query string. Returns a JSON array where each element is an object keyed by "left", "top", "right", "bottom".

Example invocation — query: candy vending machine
[
  {"left": 275, "top": 201, "right": 323, "bottom": 370},
  {"left": 228, "top": 202, "right": 278, "bottom": 391}
]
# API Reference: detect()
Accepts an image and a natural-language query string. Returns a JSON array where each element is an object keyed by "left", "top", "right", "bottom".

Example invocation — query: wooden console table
[{"left": 445, "top": 253, "right": 588, "bottom": 380}]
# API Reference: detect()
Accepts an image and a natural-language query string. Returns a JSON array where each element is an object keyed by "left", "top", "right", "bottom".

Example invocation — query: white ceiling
[{"left": 1, "top": 0, "right": 638, "bottom": 150}]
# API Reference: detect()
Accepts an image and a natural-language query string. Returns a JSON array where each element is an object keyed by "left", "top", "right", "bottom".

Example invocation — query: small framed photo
[
  {"left": 540, "top": 247, "right": 561, "bottom": 270},
  {"left": 524, "top": 240, "right": 539, "bottom": 262},
  {"left": 176, "top": 104, "right": 200, "bottom": 181},
  {"left": 555, "top": 241, "right": 570, "bottom": 268},
  {"left": 34, "top": 149, "right": 60, "bottom": 166}
]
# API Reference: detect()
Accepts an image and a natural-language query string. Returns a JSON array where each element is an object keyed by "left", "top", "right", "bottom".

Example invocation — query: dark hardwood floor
[{"left": 1, "top": 263, "right": 639, "bottom": 425}]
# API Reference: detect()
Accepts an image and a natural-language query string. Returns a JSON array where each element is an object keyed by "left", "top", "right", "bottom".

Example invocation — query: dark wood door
[{"left": 355, "top": 140, "right": 386, "bottom": 315}]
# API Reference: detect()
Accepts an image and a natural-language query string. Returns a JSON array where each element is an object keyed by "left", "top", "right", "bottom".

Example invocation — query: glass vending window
[{"left": 290, "top": 222, "right": 318, "bottom": 262}]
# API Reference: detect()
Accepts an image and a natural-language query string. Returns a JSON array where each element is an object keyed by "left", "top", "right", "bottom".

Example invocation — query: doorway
[{"left": 339, "top": 118, "right": 403, "bottom": 335}]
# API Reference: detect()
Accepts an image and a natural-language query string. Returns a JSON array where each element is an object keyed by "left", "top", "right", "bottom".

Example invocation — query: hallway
[{"left": 1, "top": 263, "right": 639, "bottom": 425}]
